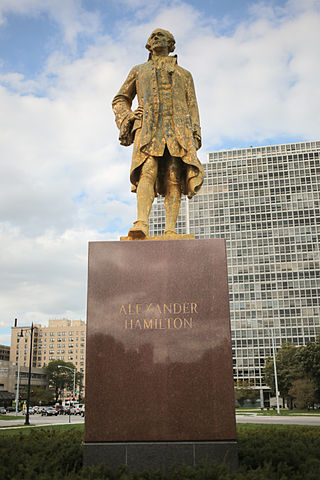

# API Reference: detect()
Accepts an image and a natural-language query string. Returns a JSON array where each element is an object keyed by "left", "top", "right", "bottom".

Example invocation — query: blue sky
[{"left": 0, "top": 0, "right": 319, "bottom": 344}]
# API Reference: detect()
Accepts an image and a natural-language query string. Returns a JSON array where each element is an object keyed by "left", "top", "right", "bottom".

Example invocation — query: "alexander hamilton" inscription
[{"left": 119, "top": 302, "right": 199, "bottom": 330}]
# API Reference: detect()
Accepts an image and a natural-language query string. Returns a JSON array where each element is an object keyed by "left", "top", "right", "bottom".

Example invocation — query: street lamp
[
  {"left": 15, "top": 328, "right": 24, "bottom": 416},
  {"left": 57, "top": 365, "right": 77, "bottom": 424},
  {"left": 24, "top": 323, "right": 34, "bottom": 426},
  {"left": 270, "top": 327, "right": 281, "bottom": 415},
  {"left": 14, "top": 322, "right": 35, "bottom": 425},
  {"left": 57, "top": 365, "right": 76, "bottom": 400}
]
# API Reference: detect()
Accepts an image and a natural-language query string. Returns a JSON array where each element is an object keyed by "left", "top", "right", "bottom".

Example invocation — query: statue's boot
[
  {"left": 128, "top": 220, "right": 149, "bottom": 240},
  {"left": 164, "top": 229, "right": 180, "bottom": 237},
  {"left": 128, "top": 159, "right": 156, "bottom": 240}
]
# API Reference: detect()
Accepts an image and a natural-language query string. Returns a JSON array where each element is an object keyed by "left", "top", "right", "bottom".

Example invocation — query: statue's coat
[{"left": 112, "top": 56, "right": 204, "bottom": 197}]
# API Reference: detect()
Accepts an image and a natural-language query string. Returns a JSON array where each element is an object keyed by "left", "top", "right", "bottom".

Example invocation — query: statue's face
[{"left": 148, "top": 29, "right": 170, "bottom": 52}]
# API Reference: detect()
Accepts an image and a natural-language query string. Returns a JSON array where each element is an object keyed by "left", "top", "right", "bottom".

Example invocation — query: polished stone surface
[{"left": 85, "top": 239, "right": 236, "bottom": 443}]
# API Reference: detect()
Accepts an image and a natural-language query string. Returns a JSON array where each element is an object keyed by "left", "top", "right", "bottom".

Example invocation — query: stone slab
[
  {"left": 83, "top": 441, "right": 238, "bottom": 472},
  {"left": 85, "top": 239, "right": 236, "bottom": 445}
]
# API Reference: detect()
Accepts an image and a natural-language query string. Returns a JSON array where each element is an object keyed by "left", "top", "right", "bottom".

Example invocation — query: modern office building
[
  {"left": 10, "top": 319, "right": 86, "bottom": 387},
  {"left": 149, "top": 141, "right": 320, "bottom": 400}
]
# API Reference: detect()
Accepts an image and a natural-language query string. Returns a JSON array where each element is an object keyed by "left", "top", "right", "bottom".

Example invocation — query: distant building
[
  {"left": 10, "top": 319, "right": 86, "bottom": 396},
  {"left": 0, "top": 344, "right": 12, "bottom": 397},
  {"left": 0, "top": 359, "right": 47, "bottom": 398},
  {"left": 0, "top": 344, "right": 10, "bottom": 361},
  {"left": 149, "top": 140, "right": 320, "bottom": 403}
]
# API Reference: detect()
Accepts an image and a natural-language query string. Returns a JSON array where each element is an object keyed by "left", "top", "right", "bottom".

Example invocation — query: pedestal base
[
  {"left": 85, "top": 239, "right": 238, "bottom": 471},
  {"left": 83, "top": 441, "right": 238, "bottom": 472}
]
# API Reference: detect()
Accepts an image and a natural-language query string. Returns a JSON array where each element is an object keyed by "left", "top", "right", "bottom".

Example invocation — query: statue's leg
[
  {"left": 164, "top": 156, "right": 182, "bottom": 235},
  {"left": 128, "top": 156, "right": 158, "bottom": 239}
]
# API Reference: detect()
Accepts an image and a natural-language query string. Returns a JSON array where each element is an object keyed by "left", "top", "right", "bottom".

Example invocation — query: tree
[
  {"left": 234, "top": 380, "right": 259, "bottom": 407},
  {"left": 264, "top": 342, "right": 303, "bottom": 408},
  {"left": 45, "top": 360, "right": 77, "bottom": 403},
  {"left": 297, "top": 338, "right": 320, "bottom": 401},
  {"left": 289, "top": 378, "right": 317, "bottom": 409},
  {"left": 30, "top": 387, "right": 54, "bottom": 405}
]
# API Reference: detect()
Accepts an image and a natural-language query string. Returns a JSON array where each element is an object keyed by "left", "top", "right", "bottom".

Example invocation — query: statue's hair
[{"left": 145, "top": 29, "right": 175, "bottom": 54}]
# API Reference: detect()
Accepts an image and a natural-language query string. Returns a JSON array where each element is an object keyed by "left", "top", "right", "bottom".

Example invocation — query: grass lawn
[
  {"left": 0, "top": 423, "right": 84, "bottom": 435},
  {"left": 1, "top": 422, "right": 318, "bottom": 436},
  {"left": 236, "top": 423, "right": 320, "bottom": 432},
  {"left": 0, "top": 415, "right": 22, "bottom": 421}
]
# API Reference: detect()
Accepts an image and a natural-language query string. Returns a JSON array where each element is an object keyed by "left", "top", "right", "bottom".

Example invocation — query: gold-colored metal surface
[
  {"left": 112, "top": 28, "right": 204, "bottom": 239},
  {"left": 120, "top": 233, "right": 195, "bottom": 241}
]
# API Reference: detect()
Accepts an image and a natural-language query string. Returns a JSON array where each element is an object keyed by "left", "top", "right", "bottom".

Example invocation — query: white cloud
[
  {"left": 174, "top": 1, "right": 320, "bottom": 148},
  {"left": 0, "top": 0, "right": 320, "bottom": 330},
  {"left": 0, "top": 224, "right": 123, "bottom": 328},
  {"left": 0, "top": 0, "right": 100, "bottom": 48}
]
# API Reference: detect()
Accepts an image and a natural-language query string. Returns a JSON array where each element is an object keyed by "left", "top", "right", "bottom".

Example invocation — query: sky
[{"left": 0, "top": 0, "right": 319, "bottom": 345}]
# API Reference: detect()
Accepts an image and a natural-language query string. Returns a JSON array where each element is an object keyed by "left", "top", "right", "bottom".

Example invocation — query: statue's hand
[
  {"left": 133, "top": 106, "right": 143, "bottom": 119},
  {"left": 119, "top": 107, "right": 143, "bottom": 147},
  {"left": 126, "top": 111, "right": 136, "bottom": 123},
  {"left": 125, "top": 107, "right": 143, "bottom": 124}
]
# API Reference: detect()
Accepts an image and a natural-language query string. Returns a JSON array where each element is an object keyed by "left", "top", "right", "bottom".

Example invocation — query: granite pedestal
[{"left": 84, "top": 238, "right": 237, "bottom": 471}]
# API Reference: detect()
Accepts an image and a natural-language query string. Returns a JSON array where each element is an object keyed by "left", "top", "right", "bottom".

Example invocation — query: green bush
[
  {"left": 0, "top": 426, "right": 319, "bottom": 479},
  {"left": 237, "top": 426, "right": 320, "bottom": 479},
  {"left": 0, "top": 428, "right": 82, "bottom": 480}
]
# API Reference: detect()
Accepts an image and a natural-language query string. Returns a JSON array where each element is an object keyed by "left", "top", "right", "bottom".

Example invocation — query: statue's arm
[
  {"left": 185, "top": 72, "right": 202, "bottom": 150},
  {"left": 112, "top": 67, "right": 137, "bottom": 146}
]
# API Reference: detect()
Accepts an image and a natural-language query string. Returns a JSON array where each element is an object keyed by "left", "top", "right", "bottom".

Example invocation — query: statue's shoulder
[
  {"left": 126, "top": 62, "right": 146, "bottom": 76},
  {"left": 135, "top": 61, "right": 152, "bottom": 72},
  {"left": 175, "top": 64, "right": 192, "bottom": 78}
]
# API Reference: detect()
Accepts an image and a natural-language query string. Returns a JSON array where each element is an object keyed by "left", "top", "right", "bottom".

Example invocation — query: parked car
[
  {"left": 41, "top": 407, "right": 58, "bottom": 416},
  {"left": 22, "top": 407, "right": 35, "bottom": 415},
  {"left": 5, "top": 406, "right": 15, "bottom": 413},
  {"left": 0, "top": 407, "right": 7, "bottom": 414},
  {"left": 56, "top": 406, "right": 67, "bottom": 415},
  {"left": 54, "top": 404, "right": 65, "bottom": 414},
  {"left": 74, "top": 404, "right": 84, "bottom": 415},
  {"left": 80, "top": 404, "right": 85, "bottom": 417},
  {"left": 63, "top": 405, "right": 71, "bottom": 415}
]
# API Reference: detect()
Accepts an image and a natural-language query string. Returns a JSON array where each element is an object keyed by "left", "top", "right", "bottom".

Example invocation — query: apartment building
[
  {"left": 0, "top": 344, "right": 10, "bottom": 361},
  {"left": 10, "top": 318, "right": 86, "bottom": 379}
]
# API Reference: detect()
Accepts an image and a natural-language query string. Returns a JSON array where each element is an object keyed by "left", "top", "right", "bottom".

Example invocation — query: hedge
[{"left": 0, "top": 425, "right": 319, "bottom": 479}]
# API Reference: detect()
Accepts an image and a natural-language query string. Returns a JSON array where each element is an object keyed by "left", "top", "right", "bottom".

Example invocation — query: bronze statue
[{"left": 112, "top": 28, "right": 204, "bottom": 239}]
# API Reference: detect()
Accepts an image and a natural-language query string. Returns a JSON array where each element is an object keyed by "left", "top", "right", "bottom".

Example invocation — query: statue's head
[{"left": 145, "top": 28, "right": 175, "bottom": 54}]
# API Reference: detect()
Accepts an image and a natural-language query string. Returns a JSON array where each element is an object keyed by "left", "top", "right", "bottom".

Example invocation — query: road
[
  {"left": 0, "top": 413, "right": 84, "bottom": 428},
  {"left": 236, "top": 414, "right": 320, "bottom": 426},
  {"left": 1, "top": 413, "right": 320, "bottom": 429}
]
